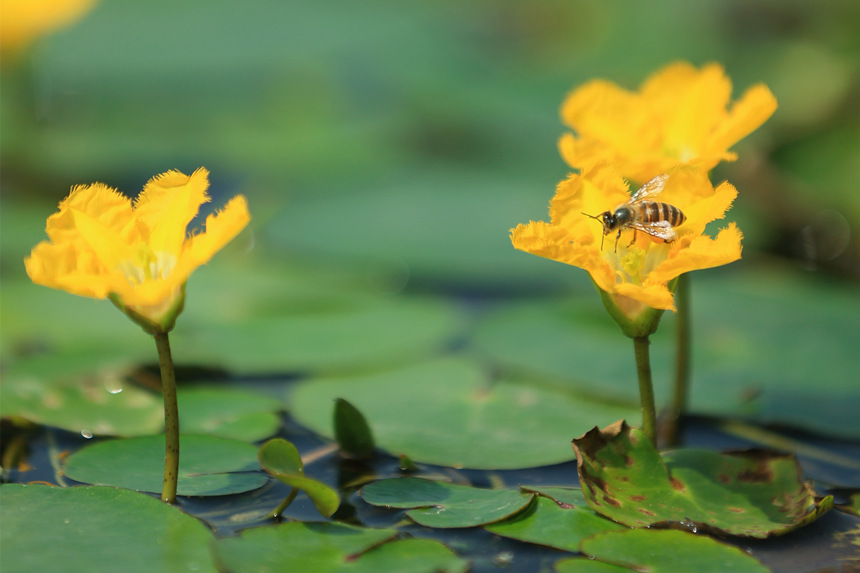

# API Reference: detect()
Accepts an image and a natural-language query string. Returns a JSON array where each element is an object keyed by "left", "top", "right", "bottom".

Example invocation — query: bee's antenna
[{"left": 581, "top": 212, "right": 606, "bottom": 251}]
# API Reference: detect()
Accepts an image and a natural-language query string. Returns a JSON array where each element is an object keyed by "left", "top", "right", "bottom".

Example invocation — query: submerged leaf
[{"left": 573, "top": 421, "right": 833, "bottom": 537}]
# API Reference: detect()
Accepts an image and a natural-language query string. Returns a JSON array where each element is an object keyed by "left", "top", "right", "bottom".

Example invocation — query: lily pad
[
  {"left": 573, "top": 421, "right": 834, "bottom": 538},
  {"left": 289, "top": 357, "right": 640, "bottom": 469},
  {"left": 179, "top": 387, "right": 282, "bottom": 442},
  {"left": 171, "top": 296, "right": 465, "bottom": 374},
  {"left": 361, "top": 477, "right": 533, "bottom": 528},
  {"left": 0, "top": 484, "right": 218, "bottom": 573},
  {"left": 486, "top": 486, "right": 625, "bottom": 551},
  {"left": 555, "top": 529, "right": 769, "bottom": 572},
  {"left": 214, "top": 521, "right": 468, "bottom": 573},
  {"left": 63, "top": 434, "right": 266, "bottom": 496},
  {"left": 258, "top": 438, "right": 340, "bottom": 518},
  {"left": 472, "top": 267, "right": 860, "bottom": 439},
  {"left": 0, "top": 361, "right": 164, "bottom": 437}
]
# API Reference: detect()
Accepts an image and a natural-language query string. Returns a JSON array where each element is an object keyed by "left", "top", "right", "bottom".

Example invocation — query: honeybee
[{"left": 582, "top": 174, "right": 686, "bottom": 252}]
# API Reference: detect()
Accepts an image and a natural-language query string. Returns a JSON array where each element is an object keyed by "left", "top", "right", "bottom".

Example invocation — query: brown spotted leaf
[{"left": 573, "top": 421, "right": 833, "bottom": 538}]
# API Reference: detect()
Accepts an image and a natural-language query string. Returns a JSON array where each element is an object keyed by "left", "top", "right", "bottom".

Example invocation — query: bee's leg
[
  {"left": 613, "top": 230, "right": 621, "bottom": 253},
  {"left": 627, "top": 230, "right": 637, "bottom": 248}
]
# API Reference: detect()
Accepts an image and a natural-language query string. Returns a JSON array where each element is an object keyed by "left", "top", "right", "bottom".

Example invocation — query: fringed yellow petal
[
  {"left": 172, "top": 195, "right": 251, "bottom": 283},
  {"left": 680, "top": 181, "right": 738, "bottom": 236},
  {"left": 68, "top": 207, "right": 131, "bottom": 270},
  {"left": 614, "top": 281, "right": 676, "bottom": 312},
  {"left": 649, "top": 224, "right": 743, "bottom": 285},
  {"left": 135, "top": 168, "right": 211, "bottom": 254},
  {"left": 559, "top": 61, "right": 776, "bottom": 179},
  {"left": 708, "top": 84, "right": 778, "bottom": 155},
  {"left": 46, "top": 183, "right": 137, "bottom": 244}
]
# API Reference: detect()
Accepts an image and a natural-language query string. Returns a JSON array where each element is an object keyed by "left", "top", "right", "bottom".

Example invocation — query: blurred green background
[{"left": 2, "top": 0, "right": 859, "bottom": 444}]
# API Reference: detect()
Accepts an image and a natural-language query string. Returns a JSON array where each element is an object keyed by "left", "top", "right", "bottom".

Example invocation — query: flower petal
[
  {"left": 650, "top": 224, "right": 743, "bottom": 285},
  {"left": 134, "top": 168, "right": 211, "bottom": 254},
  {"left": 707, "top": 84, "right": 778, "bottom": 156},
  {"left": 172, "top": 194, "right": 251, "bottom": 282}
]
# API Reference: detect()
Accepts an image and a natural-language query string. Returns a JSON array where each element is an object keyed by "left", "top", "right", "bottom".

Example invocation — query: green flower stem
[
  {"left": 269, "top": 488, "right": 299, "bottom": 520},
  {"left": 633, "top": 336, "right": 657, "bottom": 447},
  {"left": 154, "top": 331, "right": 180, "bottom": 504},
  {"left": 665, "top": 273, "right": 691, "bottom": 446}
]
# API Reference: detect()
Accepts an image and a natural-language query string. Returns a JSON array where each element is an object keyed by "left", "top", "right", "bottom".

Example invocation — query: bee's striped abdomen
[{"left": 640, "top": 201, "right": 685, "bottom": 227}]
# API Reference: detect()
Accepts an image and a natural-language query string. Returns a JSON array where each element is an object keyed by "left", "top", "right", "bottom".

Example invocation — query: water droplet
[
  {"left": 81, "top": 429, "right": 94, "bottom": 439},
  {"left": 104, "top": 377, "right": 123, "bottom": 394}
]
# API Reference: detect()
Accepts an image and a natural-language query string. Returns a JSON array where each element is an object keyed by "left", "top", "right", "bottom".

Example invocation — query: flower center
[{"left": 118, "top": 243, "right": 177, "bottom": 285}]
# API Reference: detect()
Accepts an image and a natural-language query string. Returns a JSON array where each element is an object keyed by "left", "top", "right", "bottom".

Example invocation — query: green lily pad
[
  {"left": 172, "top": 296, "right": 465, "bottom": 374},
  {"left": 334, "top": 398, "right": 376, "bottom": 458},
  {"left": 289, "top": 357, "right": 640, "bottom": 469},
  {"left": 263, "top": 169, "right": 573, "bottom": 287},
  {"left": 361, "top": 477, "right": 533, "bottom": 528},
  {"left": 63, "top": 434, "right": 266, "bottom": 496},
  {"left": 555, "top": 529, "right": 769, "bottom": 572},
  {"left": 0, "top": 484, "right": 218, "bottom": 573},
  {"left": 179, "top": 387, "right": 282, "bottom": 442},
  {"left": 486, "top": 486, "right": 624, "bottom": 551},
  {"left": 338, "top": 538, "right": 470, "bottom": 573},
  {"left": 573, "top": 421, "right": 834, "bottom": 538},
  {"left": 472, "top": 267, "right": 860, "bottom": 439},
  {"left": 214, "top": 521, "right": 462, "bottom": 573},
  {"left": 0, "top": 361, "right": 164, "bottom": 437},
  {"left": 258, "top": 438, "right": 340, "bottom": 518}
]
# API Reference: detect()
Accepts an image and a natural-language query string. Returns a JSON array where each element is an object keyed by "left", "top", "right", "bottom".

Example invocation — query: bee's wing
[
  {"left": 629, "top": 174, "right": 668, "bottom": 203},
  {"left": 629, "top": 220, "right": 677, "bottom": 242}
]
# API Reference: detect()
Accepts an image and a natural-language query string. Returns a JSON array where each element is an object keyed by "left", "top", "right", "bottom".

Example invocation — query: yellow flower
[
  {"left": 559, "top": 62, "right": 777, "bottom": 183},
  {"left": 1, "top": 0, "right": 98, "bottom": 57},
  {"left": 510, "top": 164, "right": 742, "bottom": 314},
  {"left": 25, "top": 168, "right": 250, "bottom": 332}
]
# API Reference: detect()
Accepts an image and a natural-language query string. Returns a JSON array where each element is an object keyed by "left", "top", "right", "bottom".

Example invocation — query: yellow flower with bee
[
  {"left": 510, "top": 164, "right": 742, "bottom": 314},
  {"left": 559, "top": 61, "right": 777, "bottom": 183},
  {"left": 25, "top": 167, "right": 250, "bottom": 333}
]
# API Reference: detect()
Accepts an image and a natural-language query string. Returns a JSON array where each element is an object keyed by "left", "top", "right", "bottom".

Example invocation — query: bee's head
[{"left": 582, "top": 211, "right": 615, "bottom": 233}]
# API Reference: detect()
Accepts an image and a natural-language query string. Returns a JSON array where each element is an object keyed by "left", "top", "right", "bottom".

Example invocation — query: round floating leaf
[
  {"left": 263, "top": 170, "right": 573, "bottom": 288},
  {"left": 213, "top": 522, "right": 398, "bottom": 572},
  {"left": 473, "top": 268, "right": 860, "bottom": 438},
  {"left": 334, "top": 398, "right": 376, "bottom": 458},
  {"left": 486, "top": 487, "right": 624, "bottom": 551},
  {"left": 258, "top": 438, "right": 340, "bottom": 518},
  {"left": 0, "top": 484, "right": 217, "bottom": 573},
  {"left": 555, "top": 529, "right": 770, "bottom": 572},
  {"left": 573, "top": 421, "right": 834, "bottom": 538},
  {"left": 0, "top": 360, "right": 164, "bottom": 437},
  {"left": 172, "top": 297, "right": 464, "bottom": 374},
  {"left": 289, "top": 358, "right": 639, "bottom": 469},
  {"left": 179, "top": 387, "right": 282, "bottom": 442},
  {"left": 342, "top": 538, "right": 469, "bottom": 573},
  {"left": 64, "top": 434, "right": 266, "bottom": 496},
  {"left": 361, "top": 477, "right": 533, "bottom": 528}
]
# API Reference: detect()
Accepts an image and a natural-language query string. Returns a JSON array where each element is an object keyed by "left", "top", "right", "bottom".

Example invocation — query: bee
[{"left": 582, "top": 174, "right": 686, "bottom": 252}]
